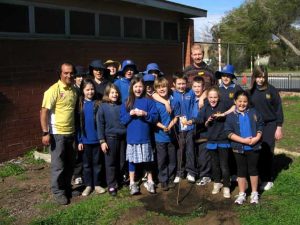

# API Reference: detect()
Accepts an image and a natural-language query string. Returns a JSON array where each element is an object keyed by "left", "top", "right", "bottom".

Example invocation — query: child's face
[
  {"left": 107, "top": 65, "right": 117, "bottom": 76},
  {"left": 207, "top": 90, "right": 219, "bottom": 107},
  {"left": 83, "top": 83, "right": 95, "bottom": 100},
  {"left": 156, "top": 85, "right": 168, "bottom": 98},
  {"left": 192, "top": 81, "right": 204, "bottom": 97},
  {"left": 124, "top": 67, "right": 134, "bottom": 79},
  {"left": 93, "top": 69, "right": 103, "bottom": 80},
  {"left": 108, "top": 88, "right": 119, "bottom": 102},
  {"left": 221, "top": 74, "right": 232, "bottom": 87},
  {"left": 174, "top": 78, "right": 187, "bottom": 93},
  {"left": 255, "top": 76, "right": 265, "bottom": 86},
  {"left": 74, "top": 76, "right": 83, "bottom": 87},
  {"left": 235, "top": 95, "right": 248, "bottom": 112},
  {"left": 133, "top": 81, "right": 144, "bottom": 97}
]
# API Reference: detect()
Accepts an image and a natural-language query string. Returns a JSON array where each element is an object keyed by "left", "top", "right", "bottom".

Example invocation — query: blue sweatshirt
[
  {"left": 114, "top": 77, "right": 131, "bottom": 103},
  {"left": 120, "top": 97, "right": 158, "bottom": 144},
  {"left": 77, "top": 100, "right": 99, "bottom": 144},
  {"left": 219, "top": 82, "right": 243, "bottom": 107},
  {"left": 96, "top": 102, "right": 126, "bottom": 141},
  {"left": 154, "top": 97, "right": 180, "bottom": 143},
  {"left": 172, "top": 89, "right": 195, "bottom": 132}
]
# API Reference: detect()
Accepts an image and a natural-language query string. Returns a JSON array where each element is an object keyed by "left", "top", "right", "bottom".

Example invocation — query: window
[
  {"left": 124, "top": 17, "right": 142, "bottom": 38},
  {"left": 0, "top": 3, "right": 29, "bottom": 33},
  {"left": 70, "top": 11, "right": 95, "bottom": 35},
  {"left": 99, "top": 14, "right": 120, "bottom": 37},
  {"left": 164, "top": 22, "right": 178, "bottom": 41},
  {"left": 145, "top": 20, "right": 161, "bottom": 39},
  {"left": 35, "top": 7, "right": 65, "bottom": 34}
]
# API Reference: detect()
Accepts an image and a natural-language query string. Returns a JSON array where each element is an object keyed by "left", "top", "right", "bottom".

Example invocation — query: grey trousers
[{"left": 50, "top": 134, "right": 76, "bottom": 196}]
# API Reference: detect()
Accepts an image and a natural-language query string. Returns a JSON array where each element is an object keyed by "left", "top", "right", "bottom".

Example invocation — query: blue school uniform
[
  {"left": 114, "top": 77, "right": 131, "bottom": 103},
  {"left": 219, "top": 82, "right": 243, "bottom": 107}
]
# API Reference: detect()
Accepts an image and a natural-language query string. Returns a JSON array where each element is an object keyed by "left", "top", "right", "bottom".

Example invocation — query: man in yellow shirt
[{"left": 40, "top": 62, "right": 78, "bottom": 205}]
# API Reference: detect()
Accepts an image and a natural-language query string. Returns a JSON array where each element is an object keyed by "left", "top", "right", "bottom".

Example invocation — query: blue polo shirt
[{"left": 238, "top": 110, "right": 253, "bottom": 151}]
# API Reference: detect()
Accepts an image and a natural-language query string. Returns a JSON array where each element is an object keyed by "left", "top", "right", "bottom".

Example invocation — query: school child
[
  {"left": 77, "top": 78, "right": 106, "bottom": 196},
  {"left": 143, "top": 74, "right": 156, "bottom": 97},
  {"left": 197, "top": 87, "right": 233, "bottom": 198},
  {"left": 172, "top": 72, "right": 197, "bottom": 183},
  {"left": 153, "top": 77, "right": 180, "bottom": 191},
  {"left": 104, "top": 60, "right": 121, "bottom": 83},
  {"left": 144, "top": 63, "right": 164, "bottom": 77},
  {"left": 215, "top": 64, "right": 243, "bottom": 181},
  {"left": 120, "top": 77, "right": 158, "bottom": 195},
  {"left": 225, "top": 90, "right": 263, "bottom": 204},
  {"left": 114, "top": 59, "right": 139, "bottom": 103},
  {"left": 72, "top": 65, "right": 87, "bottom": 185},
  {"left": 97, "top": 84, "right": 126, "bottom": 196},
  {"left": 249, "top": 66, "right": 284, "bottom": 191},
  {"left": 188, "top": 76, "right": 212, "bottom": 186},
  {"left": 89, "top": 59, "right": 111, "bottom": 100}
]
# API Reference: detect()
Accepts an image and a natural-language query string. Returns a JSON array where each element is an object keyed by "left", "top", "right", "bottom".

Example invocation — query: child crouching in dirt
[{"left": 225, "top": 90, "right": 263, "bottom": 204}]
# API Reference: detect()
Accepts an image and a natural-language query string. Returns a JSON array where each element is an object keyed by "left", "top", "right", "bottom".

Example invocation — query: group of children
[{"left": 72, "top": 58, "right": 284, "bottom": 205}]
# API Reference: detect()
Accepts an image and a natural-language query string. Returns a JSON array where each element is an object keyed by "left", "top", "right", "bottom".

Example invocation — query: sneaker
[
  {"left": 129, "top": 183, "right": 140, "bottom": 195},
  {"left": 261, "top": 182, "right": 274, "bottom": 191},
  {"left": 161, "top": 182, "right": 169, "bottom": 191},
  {"left": 74, "top": 177, "right": 83, "bottom": 185},
  {"left": 82, "top": 186, "right": 92, "bottom": 196},
  {"left": 212, "top": 183, "right": 223, "bottom": 194},
  {"left": 94, "top": 186, "right": 106, "bottom": 194},
  {"left": 223, "top": 187, "right": 231, "bottom": 198},
  {"left": 196, "top": 177, "right": 211, "bottom": 186},
  {"left": 234, "top": 192, "right": 246, "bottom": 205},
  {"left": 173, "top": 176, "right": 181, "bottom": 184},
  {"left": 108, "top": 187, "right": 117, "bottom": 196},
  {"left": 250, "top": 192, "right": 259, "bottom": 204},
  {"left": 186, "top": 174, "right": 196, "bottom": 183},
  {"left": 53, "top": 194, "right": 68, "bottom": 205},
  {"left": 230, "top": 175, "right": 238, "bottom": 182},
  {"left": 142, "top": 172, "right": 148, "bottom": 182},
  {"left": 144, "top": 181, "right": 156, "bottom": 194}
]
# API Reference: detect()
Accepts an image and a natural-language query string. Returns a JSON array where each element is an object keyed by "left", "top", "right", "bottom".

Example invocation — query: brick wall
[{"left": 0, "top": 39, "right": 182, "bottom": 162}]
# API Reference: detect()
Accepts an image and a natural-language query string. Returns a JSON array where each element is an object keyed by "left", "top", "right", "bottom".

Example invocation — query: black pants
[
  {"left": 82, "top": 144, "right": 103, "bottom": 187},
  {"left": 209, "top": 148, "right": 230, "bottom": 187},
  {"left": 156, "top": 142, "right": 177, "bottom": 183},
  {"left": 73, "top": 146, "right": 83, "bottom": 179},
  {"left": 105, "top": 135, "right": 126, "bottom": 188},
  {"left": 258, "top": 121, "right": 276, "bottom": 182},
  {"left": 196, "top": 142, "right": 211, "bottom": 178},
  {"left": 234, "top": 151, "right": 259, "bottom": 177},
  {"left": 176, "top": 130, "right": 196, "bottom": 177}
]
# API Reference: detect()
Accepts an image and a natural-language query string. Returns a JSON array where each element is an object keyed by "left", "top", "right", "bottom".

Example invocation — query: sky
[{"left": 168, "top": 0, "right": 245, "bottom": 41}]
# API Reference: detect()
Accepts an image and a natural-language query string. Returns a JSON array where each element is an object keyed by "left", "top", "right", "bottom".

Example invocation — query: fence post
[{"left": 288, "top": 74, "right": 291, "bottom": 90}]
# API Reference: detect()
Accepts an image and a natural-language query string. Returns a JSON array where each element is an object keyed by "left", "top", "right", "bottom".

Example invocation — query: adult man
[
  {"left": 183, "top": 43, "right": 216, "bottom": 90},
  {"left": 40, "top": 62, "right": 78, "bottom": 205}
]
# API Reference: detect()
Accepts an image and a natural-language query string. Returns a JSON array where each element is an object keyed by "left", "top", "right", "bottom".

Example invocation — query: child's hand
[
  {"left": 186, "top": 120, "right": 193, "bottom": 125},
  {"left": 130, "top": 109, "right": 136, "bottom": 116},
  {"left": 101, "top": 142, "right": 108, "bottom": 153},
  {"left": 163, "top": 126, "right": 169, "bottom": 132},
  {"left": 78, "top": 143, "right": 84, "bottom": 151},
  {"left": 137, "top": 110, "right": 147, "bottom": 117}
]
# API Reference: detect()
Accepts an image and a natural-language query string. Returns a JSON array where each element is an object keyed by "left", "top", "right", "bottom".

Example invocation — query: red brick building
[{"left": 0, "top": 0, "right": 206, "bottom": 162}]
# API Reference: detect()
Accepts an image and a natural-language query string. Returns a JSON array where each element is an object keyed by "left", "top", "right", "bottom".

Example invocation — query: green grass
[
  {"left": 30, "top": 189, "right": 141, "bottom": 225},
  {"left": 277, "top": 96, "right": 300, "bottom": 152},
  {"left": 0, "top": 208, "right": 16, "bottom": 225},
  {"left": 0, "top": 163, "right": 25, "bottom": 179},
  {"left": 237, "top": 157, "right": 300, "bottom": 225},
  {"left": 23, "top": 148, "right": 46, "bottom": 165}
]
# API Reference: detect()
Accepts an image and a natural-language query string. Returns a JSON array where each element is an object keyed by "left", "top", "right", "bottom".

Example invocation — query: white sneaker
[
  {"left": 235, "top": 192, "right": 246, "bottom": 205},
  {"left": 186, "top": 174, "right": 195, "bottom": 183},
  {"left": 173, "top": 176, "right": 181, "bottom": 184},
  {"left": 262, "top": 182, "right": 274, "bottom": 191},
  {"left": 212, "top": 183, "right": 223, "bottom": 194},
  {"left": 250, "top": 192, "right": 259, "bottom": 204},
  {"left": 94, "top": 186, "right": 106, "bottom": 194},
  {"left": 82, "top": 186, "right": 92, "bottom": 196},
  {"left": 196, "top": 177, "right": 211, "bottom": 186},
  {"left": 223, "top": 187, "right": 231, "bottom": 198},
  {"left": 143, "top": 181, "right": 156, "bottom": 194},
  {"left": 74, "top": 177, "right": 83, "bottom": 185}
]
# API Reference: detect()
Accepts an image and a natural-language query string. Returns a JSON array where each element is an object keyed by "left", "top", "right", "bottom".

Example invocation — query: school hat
[
  {"left": 119, "top": 59, "right": 138, "bottom": 75},
  {"left": 143, "top": 74, "right": 155, "bottom": 82},
  {"left": 215, "top": 64, "right": 236, "bottom": 79},
  {"left": 144, "top": 63, "right": 164, "bottom": 76},
  {"left": 104, "top": 59, "right": 121, "bottom": 70},
  {"left": 89, "top": 59, "right": 109, "bottom": 76},
  {"left": 74, "top": 65, "right": 87, "bottom": 77}
]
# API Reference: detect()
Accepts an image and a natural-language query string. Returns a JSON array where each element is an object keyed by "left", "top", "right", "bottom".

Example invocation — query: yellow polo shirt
[{"left": 42, "top": 80, "right": 77, "bottom": 134}]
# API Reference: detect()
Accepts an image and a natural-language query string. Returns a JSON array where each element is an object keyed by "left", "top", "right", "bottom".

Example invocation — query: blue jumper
[{"left": 114, "top": 77, "right": 131, "bottom": 103}]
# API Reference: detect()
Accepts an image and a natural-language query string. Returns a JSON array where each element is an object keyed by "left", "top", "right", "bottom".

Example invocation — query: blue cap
[
  {"left": 215, "top": 64, "right": 236, "bottom": 79},
  {"left": 119, "top": 59, "right": 138, "bottom": 75},
  {"left": 143, "top": 74, "right": 155, "bottom": 82},
  {"left": 144, "top": 63, "right": 163, "bottom": 76}
]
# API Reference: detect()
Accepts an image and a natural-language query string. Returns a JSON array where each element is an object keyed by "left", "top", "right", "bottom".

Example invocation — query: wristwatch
[{"left": 42, "top": 131, "right": 49, "bottom": 136}]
